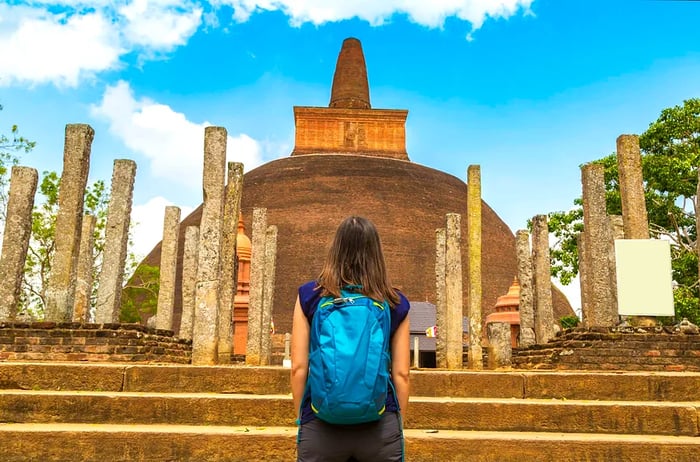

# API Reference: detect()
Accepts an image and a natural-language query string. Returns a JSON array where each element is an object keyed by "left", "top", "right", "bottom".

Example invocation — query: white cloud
[
  {"left": 219, "top": 0, "right": 534, "bottom": 30},
  {"left": 2, "top": 1, "right": 534, "bottom": 86},
  {"left": 130, "top": 196, "right": 193, "bottom": 259},
  {"left": 0, "top": 1, "right": 202, "bottom": 87},
  {"left": 0, "top": 5, "right": 122, "bottom": 86},
  {"left": 118, "top": 0, "right": 203, "bottom": 50},
  {"left": 91, "top": 80, "right": 264, "bottom": 190}
]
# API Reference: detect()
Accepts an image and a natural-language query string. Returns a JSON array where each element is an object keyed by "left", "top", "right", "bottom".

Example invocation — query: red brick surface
[
  {"left": 0, "top": 323, "right": 191, "bottom": 363},
  {"left": 139, "top": 154, "right": 573, "bottom": 335}
]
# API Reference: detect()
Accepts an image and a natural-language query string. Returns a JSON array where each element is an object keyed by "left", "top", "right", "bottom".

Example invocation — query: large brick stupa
[{"left": 140, "top": 37, "right": 573, "bottom": 334}]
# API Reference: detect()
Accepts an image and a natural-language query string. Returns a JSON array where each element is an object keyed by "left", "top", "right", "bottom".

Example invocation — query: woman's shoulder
[
  {"left": 298, "top": 280, "right": 318, "bottom": 294},
  {"left": 298, "top": 281, "right": 323, "bottom": 317},
  {"left": 394, "top": 289, "right": 411, "bottom": 317}
]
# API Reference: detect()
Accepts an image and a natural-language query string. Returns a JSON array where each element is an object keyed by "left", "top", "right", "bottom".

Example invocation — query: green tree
[
  {"left": 0, "top": 105, "right": 140, "bottom": 321},
  {"left": 0, "top": 104, "right": 35, "bottom": 221},
  {"left": 120, "top": 263, "right": 160, "bottom": 323},
  {"left": 546, "top": 98, "right": 700, "bottom": 324},
  {"left": 20, "top": 172, "right": 113, "bottom": 318}
]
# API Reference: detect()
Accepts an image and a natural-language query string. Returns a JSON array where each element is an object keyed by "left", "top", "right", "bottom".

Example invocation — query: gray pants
[{"left": 297, "top": 412, "right": 404, "bottom": 462}]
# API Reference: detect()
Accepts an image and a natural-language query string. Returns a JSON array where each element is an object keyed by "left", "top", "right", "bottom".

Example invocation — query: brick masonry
[
  {"left": 513, "top": 328, "right": 700, "bottom": 372},
  {"left": 141, "top": 154, "right": 574, "bottom": 336},
  {"left": 0, "top": 322, "right": 191, "bottom": 363}
]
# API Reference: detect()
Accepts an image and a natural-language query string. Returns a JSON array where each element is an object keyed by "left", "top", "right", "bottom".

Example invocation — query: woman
[{"left": 291, "top": 216, "right": 410, "bottom": 462}]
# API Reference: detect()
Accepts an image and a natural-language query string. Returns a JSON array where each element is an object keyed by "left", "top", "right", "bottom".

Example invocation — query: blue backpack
[{"left": 306, "top": 286, "right": 393, "bottom": 425}]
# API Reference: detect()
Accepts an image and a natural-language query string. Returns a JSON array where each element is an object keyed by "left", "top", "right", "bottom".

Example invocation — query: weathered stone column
[
  {"left": 581, "top": 163, "right": 617, "bottom": 327},
  {"left": 616, "top": 135, "right": 649, "bottom": 239},
  {"left": 155, "top": 206, "right": 181, "bottom": 331},
  {"left": 192, "top": 127, "right": 227, "bottom": 365},
  {"left": 487, "top": 322, "right": 512, "bottom": 369},
  {"left": 45, "top": 124, "right": 93, "bottom": 322},
  {"left": 0, "top": 166, "right": 38, "bottom": 320},
  {"left": 577, "top": 232, "right": 590, "bottom": 326},
  {"left": 434, "top": 227, "right": 447, "bottom": 369},
  {"left": 94, "top": 159, "right": 137, "bottom": 323},
  {"left": 217, "top": 161, "right": 244, "bottom": 364},
  {"left": 531, "top": 214, "right": 554, "bottom": 344},
  {"left": 445, "top": 213, "right": 463, "bottom": 370},
  {"left": 466, "top": 165, "right": 483, "bottom": 370},
  {"left": 73, "top": 214, "right": 96, "bottom": 323},
  {"left": 260, "top": 224, "right": 278, "bottom": 366},
  {"left": 515, "top": 230, "right": 535, "bottom": 347},
  {"left": 617, "top": 135, "right": 654, "bottom": 326},
  {"left": 607, "top": 215, "right": 624, "bottom": 319},
  {"left": 179, "top": 226, "right": 199, "bottom": 341},
  {"left": 246, "top": 207, "right": 267, "bottom": 366}
]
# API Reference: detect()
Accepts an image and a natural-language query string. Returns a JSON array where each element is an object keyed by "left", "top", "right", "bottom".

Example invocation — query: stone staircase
[{"left": 1, "top": 362, "right": 699, "bottom": 461}]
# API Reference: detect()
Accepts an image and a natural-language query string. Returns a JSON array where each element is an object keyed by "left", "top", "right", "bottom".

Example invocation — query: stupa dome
[{"left": 138, "top": 37, "right": 573, "bottom": 334}]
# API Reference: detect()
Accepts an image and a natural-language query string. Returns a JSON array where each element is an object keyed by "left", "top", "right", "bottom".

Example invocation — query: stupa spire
[{"left": 329, "top": 37, "right": 371, "bottom": 109}]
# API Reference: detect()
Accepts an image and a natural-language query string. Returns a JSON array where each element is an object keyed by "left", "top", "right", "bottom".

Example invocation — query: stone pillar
[
  {"left": 192, "top": 127, "right": 227, "bottom": 365},
  {"left": 577, "top": 232, "right": 590, "bottom": 326},
  {"left": 413, "top": 336, "right": 420, "bottom": 369},
  {"left": 179, "top": 226, "right": 199, "bottom": 341},
  {"left": 531, "top": 214, "right": 554, "bottom": 344},
  {"left": 487, "top": 322, "right": 512, "bottom": 369},
  {"left": 246, "top": 207, "right": 267, "bottom": 366},
  {"left": 617, "top": 135, "right": 655, "bottom": 326},
  {"left": 607, "top": 215, "right": 624, "bottom": 319},
  {"left": 217, "top": 162, "right": 244, "bottom": 364},
  {"left": 260, "top": 224, "right": 278, "bottom": 366},
  {"left": 434, "top": 228, "right": 447, "bottom": 369},
  {"left": 616, "top": 135, "right": 649, "bottom": 239},
  {"left": 94, "top": 159, "right": 136, "bottom": 323},
  {"left": 445, "top": 213, "right": 463, "bottom": 370},
  {"left": 0, "top": 166, "right": 38, "bottom": 320},
  {"left": 73, "top": 214, "right": 96, "bottom": 323},
  {"left": 154, "top": 206, "right": 180, "bottom": 331},
  {"left": 581, "top": 163, "right": 617, "bottom": 327},
  {"left": 466, "top": 165, "right": 483, "bottom": 370},
  {"left": 45, "top": 124, "right": 93, "bottom": 322},
  {"left": 515, "top": 230, "right": 535, "bottom": 347}
]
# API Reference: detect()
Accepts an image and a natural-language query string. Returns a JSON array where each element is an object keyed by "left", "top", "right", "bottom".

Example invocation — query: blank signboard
[{"left": 614, "top": 239, "right": 674, "bottom": 316}]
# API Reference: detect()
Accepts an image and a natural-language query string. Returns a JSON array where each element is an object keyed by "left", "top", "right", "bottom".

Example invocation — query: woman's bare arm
[
  {"left": 291, "top": 296, "right": 310, "bottom": 417},
  {"left": 391, "top": 315, "right": 410, "bottom": 417}
]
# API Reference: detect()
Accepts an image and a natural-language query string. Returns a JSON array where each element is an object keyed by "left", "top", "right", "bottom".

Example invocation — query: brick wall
[
  {"left": 513, "top": 328, "right": 700, "bottom": 372},
  {"left": 0, "top": 322, "right": 191, "bottom": 363}
]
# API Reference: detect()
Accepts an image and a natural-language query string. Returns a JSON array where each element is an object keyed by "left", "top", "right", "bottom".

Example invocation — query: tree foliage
[
  {"left": 19, "top": 172, "right": 113, "bottom": 318},
  {"left": 120, "top": 264, "right": 160, "bottom": 323},
  {"left": 0, "top": 104, "right": 36, "bottom": 221},
  {"left": 547, "top": 98, "right": 700, "bottom": 324},
  {"left": 1, "top": 104, "right": 140, "bottom": 321}
]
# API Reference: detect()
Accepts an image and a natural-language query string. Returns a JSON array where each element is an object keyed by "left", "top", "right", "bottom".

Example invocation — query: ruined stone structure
[{"left": 139, "top": 37, "right": 573, "bottom": 337}]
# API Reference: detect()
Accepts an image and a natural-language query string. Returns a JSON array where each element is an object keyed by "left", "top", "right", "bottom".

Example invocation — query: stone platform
[
  {"left": 513, "top": 327, "right": 700, "bottom": 371},
  {"left": 1, "top": 362, "right": 699, "bottom": 461}
]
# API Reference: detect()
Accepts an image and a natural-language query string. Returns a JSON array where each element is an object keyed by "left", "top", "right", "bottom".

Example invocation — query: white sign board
[{"left": 614, "top": 239, "right": 674, "bottom": 316}]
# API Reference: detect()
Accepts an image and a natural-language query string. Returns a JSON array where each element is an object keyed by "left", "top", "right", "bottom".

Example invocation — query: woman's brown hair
[{"left": 317, "top": 216, "right": 400, "bottom": 307}]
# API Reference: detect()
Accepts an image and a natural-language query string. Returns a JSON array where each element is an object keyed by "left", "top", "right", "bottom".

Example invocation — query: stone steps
[
  {"left": 2, "top": 362, "right": 700, "bottom": 461},
  {"left": 2, "top": 424, "right": 700, "bottom": 462},
  {"left": 1, "top": 390, "right": 698, "bottom": 436},
  {"left": 3, "top": 362, "right": 700, "bottom": 400}
]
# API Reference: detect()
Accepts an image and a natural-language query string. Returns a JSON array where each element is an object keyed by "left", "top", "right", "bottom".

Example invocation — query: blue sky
[{"left": 2, "top": 0, "right": 700, "bottom": 311}]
